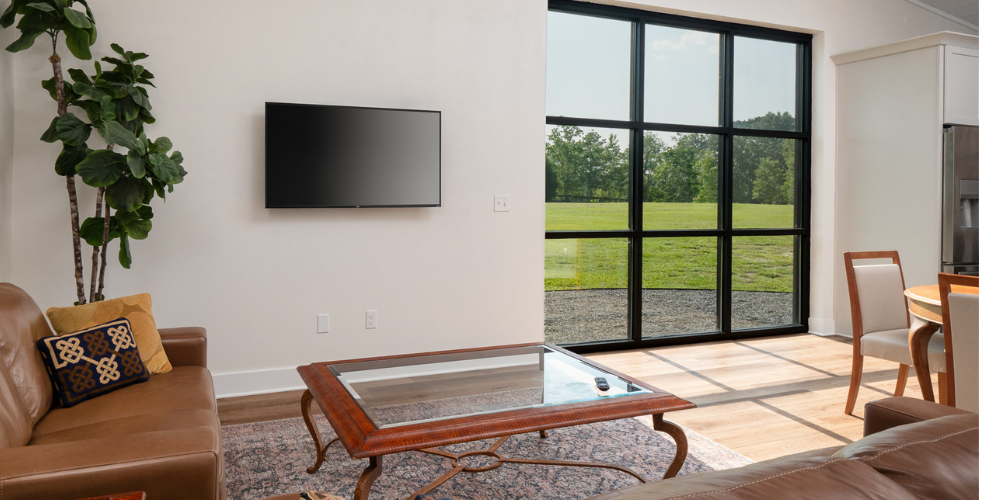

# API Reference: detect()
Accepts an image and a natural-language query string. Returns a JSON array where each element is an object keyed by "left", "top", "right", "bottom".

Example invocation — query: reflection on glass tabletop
[{"left": 326, "top": 345, "right": 652, "bottom": 428}]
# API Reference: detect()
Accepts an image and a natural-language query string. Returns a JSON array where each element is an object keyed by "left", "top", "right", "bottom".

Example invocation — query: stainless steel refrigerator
[{"left": 942, "top": 125, "right": 978, "bottom": 275}]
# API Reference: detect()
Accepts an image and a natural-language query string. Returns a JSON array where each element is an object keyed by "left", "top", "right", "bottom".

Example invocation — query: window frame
[{"left": 545, "top": 0, "right": 813, "bottom": 353}]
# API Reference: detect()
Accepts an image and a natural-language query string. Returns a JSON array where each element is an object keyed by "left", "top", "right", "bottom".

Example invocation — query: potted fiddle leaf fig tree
[{"left": 2, "top": 1, "right": 187, "bottom": 304}]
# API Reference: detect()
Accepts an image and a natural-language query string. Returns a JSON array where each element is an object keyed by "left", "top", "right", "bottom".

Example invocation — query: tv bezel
[{"left": 264, "top": 101, "right": 442, "bottom": 209}]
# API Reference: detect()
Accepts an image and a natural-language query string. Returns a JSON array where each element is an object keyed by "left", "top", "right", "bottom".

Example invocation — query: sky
[{"left": 545, "top": 10, "right": 798, "bottom": 138}]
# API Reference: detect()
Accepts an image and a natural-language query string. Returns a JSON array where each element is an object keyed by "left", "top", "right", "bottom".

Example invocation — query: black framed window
[{"left": 544, "top": 0, "right": 811, "bottom": 352}]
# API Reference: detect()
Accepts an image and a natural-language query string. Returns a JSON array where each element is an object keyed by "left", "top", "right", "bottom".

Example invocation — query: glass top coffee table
[{"left": 297, "top": 342, "right": 695, "bottom": 500}]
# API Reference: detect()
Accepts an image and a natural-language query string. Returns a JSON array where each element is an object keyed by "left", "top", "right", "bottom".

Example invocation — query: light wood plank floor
[{"left": 217, "top": 333, "right": 938, "bottom": 462}]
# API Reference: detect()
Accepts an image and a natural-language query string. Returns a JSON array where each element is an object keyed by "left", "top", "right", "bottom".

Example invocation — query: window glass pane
[
  {"left": 642, "top": 132, "right": 719, "bottom": 230},
  {"left": 732, "top": 136, "right": 796, "bottom": 228},
  {"left": 733, "top": 37, "right": 797, "bottom": 131},
  {"left": 545, "top": 238, "right": 629, "bottom": 344},
  {"left": 546, "top": 125, "right": 630, "bottom": 231},
  {"left": 642, "top": 237, "right": 717, "bottom": 336},
  {"left": 644, "top": 25, "right": 720, "bottom": 126},
  {"left": 732, "top": 236, "right": 795, "bottom": 329},
  {"left": 546, "top": 12, "right": 632, "bottom": 121}
]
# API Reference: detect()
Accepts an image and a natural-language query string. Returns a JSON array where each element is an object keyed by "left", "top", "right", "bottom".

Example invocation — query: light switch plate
[{"left": 317, "top": 314, "right": 329, "bottom": 333}]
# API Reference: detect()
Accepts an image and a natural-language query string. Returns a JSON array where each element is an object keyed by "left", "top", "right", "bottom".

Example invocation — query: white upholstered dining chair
[
  {"left": 938, "top": 272, "right": 979, "bottom": 412},
  {"left": 843, "top": 251, "right": 946, "bottom": 414}
]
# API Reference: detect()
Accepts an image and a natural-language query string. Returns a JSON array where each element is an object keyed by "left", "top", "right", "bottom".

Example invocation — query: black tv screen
[{"left": 265, "top": 102, "right": 441, "bottom": 208}]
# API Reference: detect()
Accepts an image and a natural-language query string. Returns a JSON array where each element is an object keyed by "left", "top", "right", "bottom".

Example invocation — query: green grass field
[{"left": 545, "top": 202, "right": 795, "bottom": 292}]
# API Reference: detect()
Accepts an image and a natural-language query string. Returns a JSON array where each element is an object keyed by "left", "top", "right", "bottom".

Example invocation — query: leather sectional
[{"left": 0, "top": 283, "right": 225, "bottom": 499}]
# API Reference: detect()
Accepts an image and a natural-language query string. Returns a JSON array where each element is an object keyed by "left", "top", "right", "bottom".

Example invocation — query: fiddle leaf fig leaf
[
  {"left": 106, "top": 175, "right": 144, "bottom": 211},
  {"left": 80, "top": 215, "right": 118, "bottom": 247},
  {"left": 149, "top": 156, "right": 179, "bottom": 183},
  {"left": 119, "top": 214, "right": 151, "bottom": 240},
  {"left": 118, "top": 234, "right": 131, "bottom": 268},
  {"left": 99, "top": 95, "right": 115, "bottom": 121},
  {"left": 25, "top": 2, "right": 55, "bottom": 12},
  {"left": 152, "top": 136, "right": 172, "bottom": 153},
  {"left": 67, "top": 68, "right": 90, "bottom": 84},
  {"left": 62, "top": 7, "right": 91, "bottom": 28},
  {"left": 5, "top": 28, "right": 43, "bottom": 52},
  {"left": 95, "top": 120, "right": 142, "bottom": 152},
  {"left": 76, "top": 149, "right": 125, "bottom": 187},
  {"left": 55, "top": 143, "right": 90, "bottom": 176},
  {"left": 63, "top": 25, "right": 92, "bottom": 60},
  {"left": 55, "top": 112, "right": 91, "bottom": 146},
  {"left": 136, "top": 204, "right": 153, "bottom": 219},
  {"left": 126, "top": 149, "right": 145, "bottom": 177},
  {"left": 40, "top": 116, "right": 60, "bottom": 142}
]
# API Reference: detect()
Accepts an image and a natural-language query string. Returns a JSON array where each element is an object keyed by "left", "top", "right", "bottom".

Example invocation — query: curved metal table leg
[
  {"left": 355, "top": 456, "right": 383, "bottom": 500},
  {"left": 301, "top": 389, "right": 340, "bottom": 474},
  {"left": 653, "top": 413, "right": 688, "bottom": 479}
]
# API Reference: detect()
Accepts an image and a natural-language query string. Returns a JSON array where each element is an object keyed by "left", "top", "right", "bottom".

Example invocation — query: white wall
[
  {"left": 4, "top": 0, "right": 974, "bottom": 396},
  {"left": 0, "top": 0, "right": 14, "bottom": 282}
]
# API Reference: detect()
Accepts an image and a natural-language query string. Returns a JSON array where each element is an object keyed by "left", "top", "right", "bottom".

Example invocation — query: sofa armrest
[
  {"left": 0, "top": 427, "right": 221, "bottom": 500},
  {"left": 159, "top": 327, "right": 208, "bottom": 368},
  {"left": 863, "top": 396, "right": 971, "bottom": 436}
]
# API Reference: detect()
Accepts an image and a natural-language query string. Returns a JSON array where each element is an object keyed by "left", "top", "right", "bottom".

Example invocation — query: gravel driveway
[{"left": 544, "top": 289, "right": 794, "bottom": 344}]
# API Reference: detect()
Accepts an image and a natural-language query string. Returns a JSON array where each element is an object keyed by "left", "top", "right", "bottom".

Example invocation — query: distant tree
[
  {"left": 732, "top": 112, "right": 795, "bottom": 204},
  {"left": 694, "top": 154, "right": 718, "bottom": 203},
  {"left": 545, "top": 125, "right": 627, "bottom": 202},
  {"left": 545, "top": 157, "right": 558, "bottom": 202}
]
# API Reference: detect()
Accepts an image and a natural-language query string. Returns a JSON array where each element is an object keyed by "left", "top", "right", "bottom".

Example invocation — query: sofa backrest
[
  {"left": 835, "top": 413, "right": 978, "bottom": 500},
  {"left": 0, "top": 284, "right": 55, "bottom": 433}
]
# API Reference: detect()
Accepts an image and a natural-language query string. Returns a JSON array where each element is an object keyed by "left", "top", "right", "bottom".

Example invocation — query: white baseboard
[
  {"left": 213, "top": 367, "right": 305, "bottom": 399},
  {"left": 808, "top": 318, "right": 836, "bottom": 336}
]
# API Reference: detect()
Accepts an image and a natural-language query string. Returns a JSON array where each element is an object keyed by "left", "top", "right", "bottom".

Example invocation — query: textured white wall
[
  {"left": 0, "top": 0, "right": 14, "bottom": 282},
  {"left": 4, "top": 0, "right": 974, "bottom": 394}
]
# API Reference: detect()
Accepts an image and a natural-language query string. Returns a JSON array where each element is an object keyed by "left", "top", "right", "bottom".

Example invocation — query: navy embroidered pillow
[{"left": 36, "top": 317, "right": 150, "bottom": 407}]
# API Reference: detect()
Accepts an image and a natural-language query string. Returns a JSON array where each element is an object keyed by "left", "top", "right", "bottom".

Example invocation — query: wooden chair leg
[
  {"left": 894, "top": 364, "right": 909, "bottom": 397},
  {"left": 845, "top": 353, "right": 864, "bottom": 415},
  {"left": 937, "top": 371, "right": 950, "bottom": 406}
]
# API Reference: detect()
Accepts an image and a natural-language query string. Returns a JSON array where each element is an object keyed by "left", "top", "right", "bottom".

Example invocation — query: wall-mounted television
[{"left": 265, "top": 102, "right": 441, "bottom": 208}]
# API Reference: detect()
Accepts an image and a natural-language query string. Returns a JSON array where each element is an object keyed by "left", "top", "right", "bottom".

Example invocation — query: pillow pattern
[
  {"left": 46, "top": 293, "right": 172, "bottom": 374},
  {"left": 36, "top": 318, "right": 150, "bottom": 407}
]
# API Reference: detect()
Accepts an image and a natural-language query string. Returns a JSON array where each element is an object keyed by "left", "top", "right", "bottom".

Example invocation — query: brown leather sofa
[
  {"left": 590, "top": 396, "right": 978, "bottom": 499},
  {"left": 263, "top": 397, "right": 977, "bottom": 500},
  {"left": 0, "top": 283, "right": 225, "bottom": 500}
]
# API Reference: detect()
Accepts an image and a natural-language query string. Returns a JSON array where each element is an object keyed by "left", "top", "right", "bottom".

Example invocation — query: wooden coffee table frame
[{"left": 297, "top": 342, "right": 696, "bottom": 500}]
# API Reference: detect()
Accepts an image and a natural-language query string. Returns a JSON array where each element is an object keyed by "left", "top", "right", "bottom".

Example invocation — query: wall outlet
[
  {"left": 366, "top": 310, "right": 377, "bottom": 329},
  {"left": 494, "top": 195, "right": 510, "bottom": 212},
  {"left": 317, "top": 314, "right": 329, "bottom": 333}
]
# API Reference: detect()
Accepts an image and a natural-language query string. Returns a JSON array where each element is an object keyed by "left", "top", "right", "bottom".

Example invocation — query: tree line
[{"left": 545, "top": 112, "right": 797, "bottom": 205}]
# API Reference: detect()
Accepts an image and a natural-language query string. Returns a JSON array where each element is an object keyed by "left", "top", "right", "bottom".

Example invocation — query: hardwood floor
[{"left": 217, "top": 333, "right": 938, "bottom": 462}]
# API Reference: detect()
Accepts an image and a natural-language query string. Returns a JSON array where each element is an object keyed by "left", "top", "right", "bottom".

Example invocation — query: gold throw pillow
[{"left": 46, "top": 293, "right": 172, "bottom": 374}]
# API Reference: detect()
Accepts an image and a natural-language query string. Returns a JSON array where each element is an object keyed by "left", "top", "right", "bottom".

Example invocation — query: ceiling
[{"left": 904, "top": 0, "right": 979, "bottom": 29}]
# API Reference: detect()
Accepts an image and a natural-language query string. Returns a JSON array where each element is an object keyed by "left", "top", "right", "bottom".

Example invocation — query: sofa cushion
[
  {"left": 32, "top": 366, "right": 216, "bottom": 437},
  {"left": 30, "top": 409, "right": 220, "bottom": 446},
  {"left": 36, "top": 318, "right": 150, "bottom": 407},
  {"left": 834, "top": 414, "right": 978, "bottom": 500},
  {"left": 587, "top": 456, "right": 918, "bottom": 499},
  {"left": 0, "top": 283, "right": 55, "bottom": 424},
  {"left": 46, "top": 293, "right": 173, "bottom": 374}
]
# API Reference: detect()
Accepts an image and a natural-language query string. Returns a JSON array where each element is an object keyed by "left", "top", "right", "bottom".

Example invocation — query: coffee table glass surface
[{"left": 327, "top": 344, "right": 652, "bottom": 428}]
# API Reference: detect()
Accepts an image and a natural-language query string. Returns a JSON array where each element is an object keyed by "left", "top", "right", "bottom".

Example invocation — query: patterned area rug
[{"left": 223, "top": 415, "right": 752, "bottom": 500}]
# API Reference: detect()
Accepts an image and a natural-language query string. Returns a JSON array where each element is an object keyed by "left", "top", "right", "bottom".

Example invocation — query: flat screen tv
[{"left": 265, "top": 102, "right": 441, "bottom": 208}]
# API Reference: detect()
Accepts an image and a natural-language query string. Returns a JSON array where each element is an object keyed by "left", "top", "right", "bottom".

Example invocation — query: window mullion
[{"left": 627, "top": 19, "right": 645, "bottom": 342}]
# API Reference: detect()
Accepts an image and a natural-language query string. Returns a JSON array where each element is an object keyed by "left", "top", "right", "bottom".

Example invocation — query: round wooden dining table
[{"left": 903, "top": 284, "right": 979, "bottom": 402}]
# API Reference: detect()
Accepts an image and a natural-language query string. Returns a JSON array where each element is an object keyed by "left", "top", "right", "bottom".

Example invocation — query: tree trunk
[
  {"left": 97, "top": 202, "right": 111, "bottom": 301},
  {"left": 50, "top": 50, "right": 86, "bottom": 305},
  {"left": 88, "top": 187, "right": 105, "bottom": 302}
]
